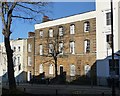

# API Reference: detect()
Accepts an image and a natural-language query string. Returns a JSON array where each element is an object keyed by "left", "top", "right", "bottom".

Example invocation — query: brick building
[
  {"left": 31, "top": 11, "right": 96, "bottom": 82},
  {"left": 27, "top": 32, "right": 35, "bottom": 81}
]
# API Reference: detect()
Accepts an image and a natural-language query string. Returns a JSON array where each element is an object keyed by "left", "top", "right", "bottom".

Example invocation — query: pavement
[{"left": 2, "top": 83, "right": 120, "bottom": 95}]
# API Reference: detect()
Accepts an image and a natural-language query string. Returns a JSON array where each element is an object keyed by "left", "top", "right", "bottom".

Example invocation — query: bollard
[
  {"left": 56, "top": 89, "right": 58, "bottom": 96},
  {"left": 24, "top": 88, "right": 26, "bottom": 92},
  {"left": 102, "top": 92, "right": 104, "bottom": 96}
]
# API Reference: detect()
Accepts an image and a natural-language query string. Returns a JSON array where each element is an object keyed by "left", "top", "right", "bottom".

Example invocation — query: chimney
[
  {"left": 42, "top": 16, "right": 50, "bottom": 22},
  {"left": 28, "top": 32, "right": 35, "bottom": 38}
]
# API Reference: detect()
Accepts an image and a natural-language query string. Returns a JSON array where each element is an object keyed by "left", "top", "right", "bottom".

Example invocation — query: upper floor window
[
  {"left": 18, "top": 63, "right": 21, "bottom": 71},
  {"left": 59, "top": 26, "right": 63, "bottom": 36},
  {"left": 18, "top": 46, "right": 20, "bottom": 52},
  {"left": 49, "top": 29, "right": 53, "bottom": 37},
  {"left": 59, "top": 42, "right": 63, "bottom": 54},
  {"left": 70, "top": 64, "right": 76, "bottom": 76},
  {"left": 40, "top": 30, "right": 43, "bottom": 38},
  {"left": 13, "top": 57, "right": 16, "bottom": 67},
  {"left": 84, "top": 39, "right": 90, "bottom": 53},
  {"left": 28, "top": 44, "right": 32, "bottom": 52},
  {"left": 18, "top": 57, "right": 20, "bottom": 64},
  {"left": 40, "top": 44, "right": 43, "bottom": 55},
  {"left": 70, "top": 41, "right": 75, "bottom": 54},
  {"left": 70, "top": 24, "right": 75, "bottom": 34},
  {"left": 49, "top": 43, "right": 53, "bottom": 54},
  {"left": 13, "top": 47, "right": 16, "bottom": 52},
  {"left": 28, "top": 56, "right": 32, "bottom": 66},
  {"left": 84, "top": 21, "right": 90, "bottom": 32},
  {"left": 106, "top": 12, "right": 111, "bottom": 25},
  {"left": 106, "top": 34, "right": 112, "bottom": 49}
]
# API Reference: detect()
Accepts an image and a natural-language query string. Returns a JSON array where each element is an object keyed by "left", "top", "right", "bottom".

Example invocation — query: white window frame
[
  {"left": 18, "top": 46, "right": 20, "bottom": 52},
  {"left": 49, "top": 29, "right": 53, "bottom": 37},
  {"left": 49, "top": 43, "right": 53, "bottom": 54},
  {"left": 13, "top": 46, "right": 16, "bottom": 52},
  {"left": 70, "top": 64, "right": 76, "bottom": 76},
  {"left": 106, "top": 12, "right": 111, "bottom": 25},
  {"left": 106, "top": 34, "right": 112, "bottom": 49},
  {"left": 49, "top": 64, "right": 54, "bottom": 75},
  {"left": 59, "top": 42, "right": 63, "bottom": 54},
  {"left": 40, "top": 30, "right": 43, "bottom": 38},
  {"left": 59, "top": 27, "right": 63, "bottom": 36},
  {"left": 28, "top": 56, "right": 32, "bottom": 66},
  {"left": 40, "top": 44, "right": 43, "bottom": 55},
  {"left": 84, "top": 64, "right": 91, "bottom": 76},
  {"left": 70, "top": 41, "right": 75, "bottom": 54},
  {"left": 84, "top": 40, "right": 90, "bottom": 53},
  {"left": 28, "top": 44, "right": 32, "bottom": 52},
  {"left": 39, "top": 64, "right": 43, "bottom": 74},
  {"left": 84, "top": 21, "right": 90, "bottom": 32},
  {"left": 70, "top": 24, "right": 75, "bottom": 34}
]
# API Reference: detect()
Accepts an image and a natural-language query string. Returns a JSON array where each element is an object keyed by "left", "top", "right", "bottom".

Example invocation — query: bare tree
[
  {"left": 41, "top": 26, "right": 67, "bottom": 78},
  {"left": 0, "top": 1, "right": 49, "bottom": 90}
]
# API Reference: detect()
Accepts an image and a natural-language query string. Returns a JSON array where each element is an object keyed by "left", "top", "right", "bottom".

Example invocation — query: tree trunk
[
  {"left": 4, "top": 36, "right": 16, "bottom": 90},
  {"left": 54, "top": 57, "right": 58, "bottom": 77}
]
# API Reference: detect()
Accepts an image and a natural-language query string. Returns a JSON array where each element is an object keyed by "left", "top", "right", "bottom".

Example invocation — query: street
[{"left": 2, "top": 83, "right": 120, "bottom": 95}]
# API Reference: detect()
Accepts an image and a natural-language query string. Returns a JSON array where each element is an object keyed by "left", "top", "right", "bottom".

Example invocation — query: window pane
[
  {"left": 49, "top": 64, "right": 53, "bottom": 74},
  {"left": 59, "top": 42, "right": 63, "bottom": 54},
  {"left": 40, "top": 31, "right": 43, "bottom": 38},
  {"left": 49, "top": 29, "right": 53, "bottom": 37},
  {"left": 49, "top": 44, "right": 53, "bottom": 53},
  {"left": 84, "top": 22, "right": 90, "bottom": 32},
  {"left": 109, "top": 59, "right": 119, "bottom": 75},
  {"left": 39, "top": 64, "right": 43, "bottom": 73},
  {"left": 28, "top": 44, "right": 32, "bottom": 52},
  {"left": 70, "top": 64, "right": 75, "bottom": 76},
  {"left": 59, "top": 27, "right": 63, "bottom": 36},
  {"left": 70, "top": 41, "right": 75, "bottom": 54},
  {"left": 106, "top": 12, "right": 111, "bottom": 25},
  {"left": 70, "top": 24, "right": 75, "bottom": 34},
  {"left": 84, "top": 40, "right": 90, "bottom": 53},
  {"left": 40, "top": 45, "right": 43, "bottom": 55}
]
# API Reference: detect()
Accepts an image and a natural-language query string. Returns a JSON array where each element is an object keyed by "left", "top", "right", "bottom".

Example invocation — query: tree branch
[
  {"left": 1, "top": 3, "right": 7, "bottom": 31},
  {"left": 7, "top": 2, "right": 17, "bottom": 31},
  {"left": 12, "top": 15, "right": 33, "bottom": 19},
  {"left": 16, "top": 3, "right": 44, "bottom": 14}
]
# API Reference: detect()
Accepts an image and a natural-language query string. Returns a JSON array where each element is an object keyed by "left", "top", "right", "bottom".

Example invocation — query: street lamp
[{"left": 110, "top": 0, "right": 116, "bottom": 96}]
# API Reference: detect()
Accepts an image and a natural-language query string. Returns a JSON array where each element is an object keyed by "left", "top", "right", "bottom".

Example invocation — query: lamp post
[{"left": 110, "top": 0, "right": 116, "bottom": 96}]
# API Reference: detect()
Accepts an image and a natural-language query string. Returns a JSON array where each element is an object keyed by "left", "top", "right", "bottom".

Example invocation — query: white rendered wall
[
  {"left": 11, "top": 39, "right": 27, "bottom": 82},
  {"left": 96, "top": 0, "right": 120, "bottom": 80}
]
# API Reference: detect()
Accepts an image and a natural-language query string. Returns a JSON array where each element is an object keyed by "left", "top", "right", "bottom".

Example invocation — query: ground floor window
[
  {"left": 39, "top": 64, "right": 43, "bottom": 74},
  {"left": 109, "top": 59, "right": 119, "bottom": 75},
  {"left": 84, "top": 64, "right": 91, "bottom": 77},
  {"left": 49, "top": 64, "right": 54, "bottom": 75},
  {"left": 70, "top": 64, "right": 76, "bottom": 76}
]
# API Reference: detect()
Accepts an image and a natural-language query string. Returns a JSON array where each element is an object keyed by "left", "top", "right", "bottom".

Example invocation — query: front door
[{"left": 60, "top": 66, "right": 63, "bottom": 75}]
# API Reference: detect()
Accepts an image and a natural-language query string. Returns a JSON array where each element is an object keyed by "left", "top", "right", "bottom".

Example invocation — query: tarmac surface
[{"left": 2, "top": 83, "right": 120, "bottom": 95}]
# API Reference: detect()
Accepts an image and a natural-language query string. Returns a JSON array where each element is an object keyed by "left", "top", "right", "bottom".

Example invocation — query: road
[{"left": 2, "top": 83, "right": 120, "bottom": 95}]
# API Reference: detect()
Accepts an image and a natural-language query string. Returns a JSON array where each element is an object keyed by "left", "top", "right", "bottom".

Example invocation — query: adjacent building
[
  {"left": 0, "top": 38, "right": 28, "bottom": 83},
  {"left": 27, "top": 32, "right": 35, "bottom": 81},
  {"left": 96, "top": 0, "right": 120, "bottom": 86}
]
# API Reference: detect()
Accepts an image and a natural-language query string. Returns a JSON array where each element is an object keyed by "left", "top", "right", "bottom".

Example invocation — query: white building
[
  {"left": 96, "top": 0, "right": 120, "bottom": 86},
  {"left": 0, "top": 38, "right": 28, "bottom": 83}
]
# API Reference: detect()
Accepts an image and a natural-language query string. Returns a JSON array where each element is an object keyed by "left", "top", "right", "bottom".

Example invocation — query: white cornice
[{"left": 34, "top": 11, "right": 96, "bottom": 30}]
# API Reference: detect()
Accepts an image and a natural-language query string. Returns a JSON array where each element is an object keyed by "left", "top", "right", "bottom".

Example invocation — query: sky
[{"left": 0, "top": 2, "right": 95, "bottom": 43}]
